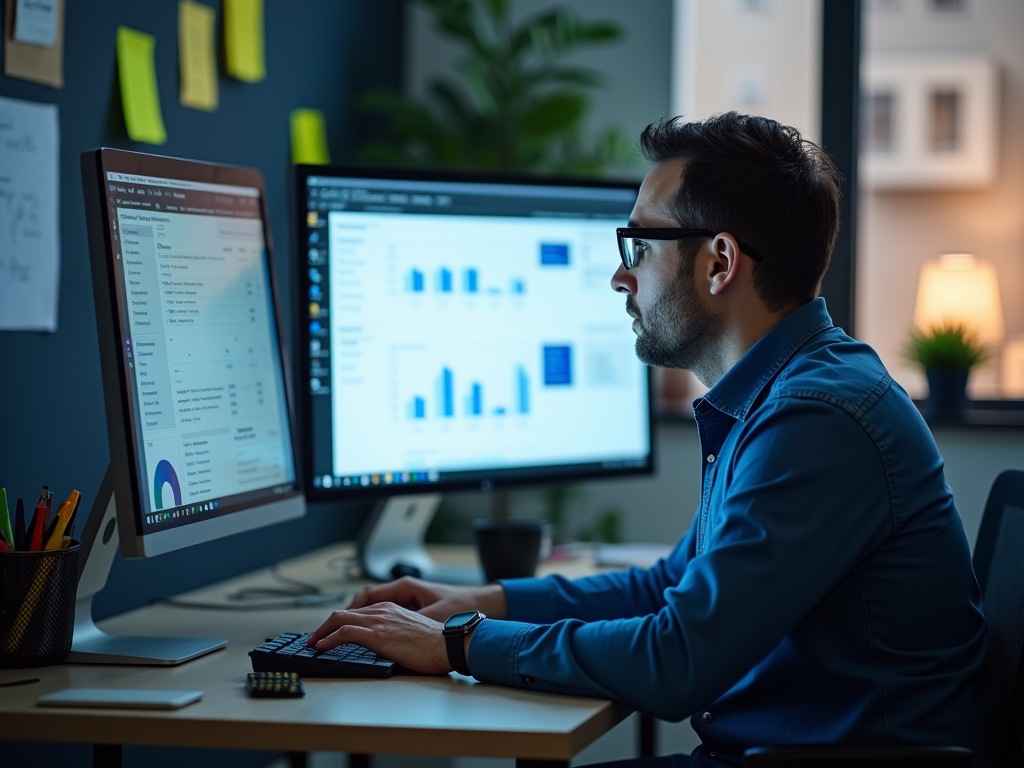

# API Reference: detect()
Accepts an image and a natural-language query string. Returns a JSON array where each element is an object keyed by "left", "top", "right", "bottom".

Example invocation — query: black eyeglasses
[{"left": 616, "top": 227, "right": 765, "bottom": 270}]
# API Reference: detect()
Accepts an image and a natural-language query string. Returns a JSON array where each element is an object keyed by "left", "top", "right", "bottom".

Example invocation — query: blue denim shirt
[{"left": 468, "top": 299, "right": 991, "bottom": 767}]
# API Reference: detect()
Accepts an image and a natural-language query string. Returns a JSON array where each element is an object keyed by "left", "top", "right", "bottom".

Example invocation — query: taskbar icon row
[
  {"left": 313, "top": 470, "right": 440, "bottom": 490},
  {"left": 147, "top": 499, "right": 220, "bottom": 526}
]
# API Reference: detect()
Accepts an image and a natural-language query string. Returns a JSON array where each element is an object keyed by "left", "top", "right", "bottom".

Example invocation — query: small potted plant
[{"left": 905, "top": 323, "right": 990, "bottom": 415}]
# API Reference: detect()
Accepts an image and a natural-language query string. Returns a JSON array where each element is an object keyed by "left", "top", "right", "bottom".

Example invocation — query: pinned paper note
[
  {"left": 179, "top": 1, "right": 218, "bottom": 111},
  {"left": 0, "top": 96, "right": 60, "bottom": 332},
  {"left": 290, "top": 109, "right": 330, "bottom": 165},
  {"left": 117, "top": 26, "right": 167, "bottom": 145},
  {"left": 3, "top": 0, "right": 64, "bottom": 87},
  {"left": 15, "top": 0, "right": 57, "bottom": 46},
  {"left": 224, "top": 0, "right": 266, "bottom": 83}
]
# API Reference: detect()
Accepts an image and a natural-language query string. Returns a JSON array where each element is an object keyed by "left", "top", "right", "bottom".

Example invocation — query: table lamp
[
  {"left": 913, "top": 253, "right": 1005, "bottom": 346},
  {"left": 911, "top": 253, "right": 1005, "bottom": 410}
]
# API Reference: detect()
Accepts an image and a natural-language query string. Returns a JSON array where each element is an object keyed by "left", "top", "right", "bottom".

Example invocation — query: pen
[
  {"left": 44, "top": 490, "right": 53, "bottom": 531},
  {"left": 0, "top": 539, "right": 11, "bottom": 553},
  {"left": 43, "top": 502, "right": 72, "bottom": 551},
  {"left": 34, "top": 486, "right": 48, "bottom": 541},
  {"left": 14, "top": 498, "right": 25, "bottom": 550},
  {"left": 0, "top": 488, "right": 13, "bottom": 550},
  {"left": 26, "top": 505, "right": 43, "bottom": 552},
  {"left": 63, "top": 490, "right": 81, "bottom": 541}
]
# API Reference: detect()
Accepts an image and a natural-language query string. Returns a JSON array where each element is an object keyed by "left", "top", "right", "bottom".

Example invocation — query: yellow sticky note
[
  {"left": 224, "top": 0, "right": 265, "bottom": 83},
  {"left": 291, "top": 109, "right": 330, "bottom": 165},
  {"left": 179, "top": 1, "right": 218, "bottom": 111},
  {"left": 116, "top": 26, "right": 167, "bottom": 145}
]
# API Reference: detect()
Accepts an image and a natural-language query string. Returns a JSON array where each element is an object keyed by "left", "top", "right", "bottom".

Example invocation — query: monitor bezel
[
  {"left": 82, "top": 148, "right": 304, "bottom": 558},
  {"left": 292, "top": 163, "right": 655, "bottom": 503}
]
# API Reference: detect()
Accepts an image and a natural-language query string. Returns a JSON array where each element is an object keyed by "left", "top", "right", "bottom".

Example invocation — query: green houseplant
[
  {"left": 905, "top": 323, "right": 990, "bottom": 414},
  {"left": 358, "top": 0, "right": 632, "bottom": 175}
]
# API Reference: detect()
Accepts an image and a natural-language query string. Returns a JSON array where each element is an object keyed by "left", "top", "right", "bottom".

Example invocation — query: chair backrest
[{"left": 972, "top": 469, "right": 1024, "bottom": 768}]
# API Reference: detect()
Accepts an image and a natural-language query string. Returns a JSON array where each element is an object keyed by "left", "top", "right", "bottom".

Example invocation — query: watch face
[{"left": 444, "top": 611, "right": 481, "bottom": 631}]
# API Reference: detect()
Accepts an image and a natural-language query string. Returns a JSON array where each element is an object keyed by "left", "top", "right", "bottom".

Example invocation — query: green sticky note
[
  {"left": 179, "top": 0, "right": 219, "bottom": 111},
  {"left": 224, "top": 0, "right": 266, "bottom": 83},
  {"left": 116, "top": 26, "right": 167, "bottom": 145},
  {"left": 291, "top": 109, "right": 330, "bottom": 165}
]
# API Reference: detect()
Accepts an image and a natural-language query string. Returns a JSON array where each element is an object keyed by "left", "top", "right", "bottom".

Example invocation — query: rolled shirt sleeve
[{"left": 467, "top": 399, "right": 894, "bottom": 721}]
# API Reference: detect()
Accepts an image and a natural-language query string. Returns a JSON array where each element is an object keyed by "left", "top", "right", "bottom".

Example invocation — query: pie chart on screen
[{"left": 153, "top": 459, "right": 182, "bottom": 509}]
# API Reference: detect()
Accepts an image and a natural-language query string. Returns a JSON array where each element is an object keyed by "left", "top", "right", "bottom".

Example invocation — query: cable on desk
[{"left": 150, "top": 563, "right": 351, "bottom": 611}]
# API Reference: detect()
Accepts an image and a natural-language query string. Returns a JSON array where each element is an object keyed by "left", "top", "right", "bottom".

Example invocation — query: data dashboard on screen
[
  {"left": 297, "top": 169, "right": 652, "bottom": 499},
  {"left": 100, "top": 167, "right": 297, "bottom": 534}
]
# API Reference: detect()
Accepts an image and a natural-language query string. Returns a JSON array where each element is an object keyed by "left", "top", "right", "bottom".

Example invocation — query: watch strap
[{"left": 445, "top": 631, "right": 472, "bottom": 676}]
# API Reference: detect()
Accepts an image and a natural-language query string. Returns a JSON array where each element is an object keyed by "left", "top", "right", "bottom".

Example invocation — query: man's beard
[{"left": 628, "top": 264, "right": 721, "bottom": 371}]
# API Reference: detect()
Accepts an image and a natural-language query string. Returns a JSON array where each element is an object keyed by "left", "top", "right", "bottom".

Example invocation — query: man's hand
[
  {"left": 307, "top": 602, "right": 451, "bottom": 675},
  {"left": 347, "top": 576, "right": 508, "bottom": 622}
]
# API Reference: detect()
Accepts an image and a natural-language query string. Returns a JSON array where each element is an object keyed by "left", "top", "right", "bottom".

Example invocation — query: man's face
[{"left": 612, "top": 161, "right": 721, "bottom": 370}]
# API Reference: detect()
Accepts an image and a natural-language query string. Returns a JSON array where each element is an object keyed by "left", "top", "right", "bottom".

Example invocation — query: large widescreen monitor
[
  {"left": 82, "top": 149, "right": 304, "bottom": 561},
  {"left": 294, "top": 166, "right": 653, "bottom": 504}
]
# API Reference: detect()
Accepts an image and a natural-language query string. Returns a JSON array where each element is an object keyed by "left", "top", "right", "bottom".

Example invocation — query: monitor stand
[
  {"left": 357, "top": 493, "right": 483, "bottom": 584},
  {"left": 65, "top": 468, "right": 227, "bottom": 665}
]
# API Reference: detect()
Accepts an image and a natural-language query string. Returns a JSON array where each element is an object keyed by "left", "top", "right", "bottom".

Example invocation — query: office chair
[
  {"left": 971, "top": 469, "right": 1024, "bottom": 768},
  {"left": 741, "top": 468, "right": 1024, "bottom": 767}
]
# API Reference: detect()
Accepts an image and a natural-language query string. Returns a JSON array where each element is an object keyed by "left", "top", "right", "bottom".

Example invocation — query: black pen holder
[{"left": 0, "top": 543, "right": 80, "bottom": 668}]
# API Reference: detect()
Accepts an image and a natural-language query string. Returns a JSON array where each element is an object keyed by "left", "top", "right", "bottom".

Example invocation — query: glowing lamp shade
[{"left": 913, "top": 254, "right": 1005, "bottom": 346}]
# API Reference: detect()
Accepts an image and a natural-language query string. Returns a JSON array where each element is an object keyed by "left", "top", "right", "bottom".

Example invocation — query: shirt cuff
[
  {"left": 500, "top": 576, "right": 557, "bottom": 624},
  {"left": 467, "top": 618, "right": 532, "bottom": 686}
]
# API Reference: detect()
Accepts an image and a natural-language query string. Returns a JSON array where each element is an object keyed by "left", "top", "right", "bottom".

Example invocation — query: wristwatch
[{"left": 443, "top": 611, "right": 486, "bottom": 676}]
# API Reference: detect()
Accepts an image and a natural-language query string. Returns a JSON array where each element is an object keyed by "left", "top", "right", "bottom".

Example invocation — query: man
[{"left": 309, "top": 113, "right": 991, "bottom": 767}]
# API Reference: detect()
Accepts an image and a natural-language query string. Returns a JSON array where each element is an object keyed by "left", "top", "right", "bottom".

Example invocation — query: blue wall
[{"left": 1, "top": 1, "right": 401, "bottom": 765}]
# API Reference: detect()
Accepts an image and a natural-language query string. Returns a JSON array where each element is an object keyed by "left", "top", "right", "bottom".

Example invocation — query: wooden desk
[{"left": 0, "top": 543, "right": 628, "bottom": 767}]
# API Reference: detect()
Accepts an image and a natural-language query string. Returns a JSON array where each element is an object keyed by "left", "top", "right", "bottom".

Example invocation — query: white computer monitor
[{"left": 76, "top": 148, "right": 304, "bottom": 663}]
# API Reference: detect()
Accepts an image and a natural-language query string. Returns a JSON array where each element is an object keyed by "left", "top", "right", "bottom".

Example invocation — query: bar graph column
[
  {"left": 406, "top": 269, "right": 424, "bottom": 292},
  {"left": 516, "top": 366, "right": 529, "bottom": 414},
  {"left": 464, "top": 382, "right": 482, "bottom": 416},
  {"left": 436, "top": 367, "right": 454, "bottom": 417},
  {"left": 437, "top": 268, "right": 453, "bottom": 293},
  {"left": 464, "top": 268, "right": 478, "bottom": 294},
  {"left": 407, "top": 396, "right": 426, "bottom": 420}
]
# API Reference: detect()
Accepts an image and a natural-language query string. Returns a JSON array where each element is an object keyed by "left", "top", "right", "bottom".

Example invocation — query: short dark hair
[{"left": 639, "top": 112, "right": 841, "bottom": 313}]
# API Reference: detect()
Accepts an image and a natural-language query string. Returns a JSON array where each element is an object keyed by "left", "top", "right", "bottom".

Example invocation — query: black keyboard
[{"left": 249, "top": 633, "right": 398, "bottom": 678}]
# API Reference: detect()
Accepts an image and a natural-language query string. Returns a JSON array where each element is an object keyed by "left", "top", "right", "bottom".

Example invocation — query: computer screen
[
  {"left": 295, "top": 167, "right": 653, "bottom": 500},
  {"left": 82, "top": 149, "right": 304, "bottom": 558}
]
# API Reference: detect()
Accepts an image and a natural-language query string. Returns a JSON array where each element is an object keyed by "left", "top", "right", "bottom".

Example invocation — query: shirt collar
[{"left": 700, "top": 297, "right": 834, "bottom": 421}]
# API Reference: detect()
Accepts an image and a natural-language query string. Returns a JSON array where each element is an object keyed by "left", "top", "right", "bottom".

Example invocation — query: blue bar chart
[
  {"left": 406, "top": 362, "right": 532, "bottom": 421},
  {"left": 402, "top": 263, "right": 526, "bottom": 297}
]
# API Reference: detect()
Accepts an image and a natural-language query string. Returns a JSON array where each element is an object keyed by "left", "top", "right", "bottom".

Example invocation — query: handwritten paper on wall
[
  {"left": 290, "top": 109, "right": 330, "bottom": 165},
  {"left": 179, "top": 0, "right": 218, "bottom": 111},
  {"left": 0, "top": 96, "right": 60, "bottom": 332},
  {"left": 224, "top": 0, "right": 266, "bottom": 83},
  {"left": 117, "top": 26, "right": 167, "bottom": 145}
]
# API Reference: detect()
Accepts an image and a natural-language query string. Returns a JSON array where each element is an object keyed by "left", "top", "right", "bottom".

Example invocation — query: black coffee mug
[{"left": 472, "top": 519, "right": 552, "bottom": 582}]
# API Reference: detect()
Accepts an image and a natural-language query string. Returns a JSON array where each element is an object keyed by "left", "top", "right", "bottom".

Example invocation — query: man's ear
[{"left": 707, "top": 233, "right": 743, "bottom": 296}]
